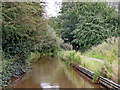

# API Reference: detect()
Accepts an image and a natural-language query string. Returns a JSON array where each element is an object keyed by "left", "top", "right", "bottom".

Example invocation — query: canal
[{"left": 8, "top": 57, "right": 105, "bottom": 88}]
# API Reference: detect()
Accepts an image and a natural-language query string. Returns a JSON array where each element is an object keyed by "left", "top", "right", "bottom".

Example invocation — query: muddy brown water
[{"left": 8, "top": 57, "right": 105, "bottom": 88}]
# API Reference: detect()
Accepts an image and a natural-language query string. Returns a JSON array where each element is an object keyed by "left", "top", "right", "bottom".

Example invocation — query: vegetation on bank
[
  {"left": 1, "top": 2, "right": 60, "bottom": 88},
  {"left": 49, "top": 2, "right": 119, "bottom": 84},
  {"left": 59, "top": 37, "right": 118, "bottom": 83},
  {"left": 83, "top": 37, "right": 119, "bottom": 83},
  {"left": 1, "top": 1, "right": 119, "bottom": 88},
  {"left": 84, "top": 37, "right": 118, "bottom": 64}
]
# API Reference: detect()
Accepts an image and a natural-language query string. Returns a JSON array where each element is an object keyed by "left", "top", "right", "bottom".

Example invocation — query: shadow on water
[{"left": 8, "top": 57, "right": 105, "bottom": 88}]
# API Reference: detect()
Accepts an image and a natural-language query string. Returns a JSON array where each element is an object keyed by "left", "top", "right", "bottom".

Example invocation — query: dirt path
[{"left": 81, "top": 56, "right": 104, "bottom": 63}]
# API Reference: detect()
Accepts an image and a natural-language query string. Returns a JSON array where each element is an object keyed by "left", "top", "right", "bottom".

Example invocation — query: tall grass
[
  {"left": 59, "top": 50, "right": 82, "bottom": 66},
  {"left": 83, "top": 37, "right": 118, "bottom": 83},
  {"left": 83, "top": 37, "right": 118, "bottom": 63},
  {"left": 60, "top": 37, "right": 119, "bottom": 83}
]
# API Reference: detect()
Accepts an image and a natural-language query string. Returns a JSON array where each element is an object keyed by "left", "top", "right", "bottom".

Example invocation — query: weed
[{"left": 92, "top": 69, "right": 101, "bottom": 83}]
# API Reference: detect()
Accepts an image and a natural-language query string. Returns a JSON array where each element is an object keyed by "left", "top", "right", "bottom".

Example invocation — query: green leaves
[
  {"left": 52, "top": 2, "right": 118, "bottom": 52},
  {"left": 2, "top": 2, "right": 60, "bottom": 88}
]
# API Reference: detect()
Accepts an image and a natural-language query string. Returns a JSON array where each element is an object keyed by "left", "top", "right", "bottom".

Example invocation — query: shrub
[
  {"left": 1, "top": 2, "right": 60, "bottom": 88},
  {"left": 66, "top": 50, "right": 76, "bottom": 63},
  {"left": 74, "top": 52, "right": 82, "bottom": 65}
]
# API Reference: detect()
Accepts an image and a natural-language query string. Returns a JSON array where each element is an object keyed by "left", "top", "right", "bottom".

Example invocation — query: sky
[
  {"left": 45, "top": 0, "right": 62, "bottom": 17},
  {"left": 44, "top": 0, "right": 119, "bottom": 17}
]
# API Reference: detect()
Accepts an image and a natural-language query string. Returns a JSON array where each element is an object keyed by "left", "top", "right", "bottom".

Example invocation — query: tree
[
  {"left": 50, "top": 2, "right": 119, "bottom": 52},
  {"left": 2, "top": 2, "right": 46, "bottom": 63}
]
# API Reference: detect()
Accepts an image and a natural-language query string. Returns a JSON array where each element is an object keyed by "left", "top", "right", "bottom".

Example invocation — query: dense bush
[
  {"left": 1, "top": 2, "right": 60, "bottom": 88},
  {"left": 2, "top": 2, "right": 46, "bottom": 63}
]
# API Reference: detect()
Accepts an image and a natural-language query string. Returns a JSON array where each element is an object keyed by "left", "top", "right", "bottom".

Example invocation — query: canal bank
[{"left": 62, "top": 58, "right": 120, "bottom": 89}]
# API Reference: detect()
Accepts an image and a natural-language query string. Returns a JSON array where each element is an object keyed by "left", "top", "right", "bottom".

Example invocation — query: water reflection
[
  {"left": 8, "top": 57, "right": 102, "bottom": 88},
  {"left": 40, "top": 83, "right": 59, "bottom": 88}
]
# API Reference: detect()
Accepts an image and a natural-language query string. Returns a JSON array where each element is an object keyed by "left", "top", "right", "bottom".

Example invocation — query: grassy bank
[
  {"left": 83, "top": 37, "right": 119, "bottom": 83},
  {"left": 59, "top": 37, "right": 118, "bottom": 83},
  {"left": 83, "top": 37, "right": 118, "bottom": 64},
  {"left": 60, "top": 50, "right": 118, "bottom": 83}
]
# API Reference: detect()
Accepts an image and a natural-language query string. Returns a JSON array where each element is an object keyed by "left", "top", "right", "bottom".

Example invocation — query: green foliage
[
  {"left": 74, "top": 52, "right": 82, "bottom": 65},
  {"left": 50, "top": 2, "right": 119, "bottom": 52},
  {"left": 59, "top": 49, "right": 65, "bottom": 59},
  {"left": 48, "top": 17, "right": 62, "bottom": 37},
  {"left": 65, "top": 60, "right": 69, "bottom": 65},
  {"left": 2, "top": 2, "right": 60, "bottom": 88},
  {"left": 60, "top": 50, "right": 82, "bottom": 66},
  {"left": 60, "top": 44, "right": 118, "bottom": 83},
  {"left": 2, "top": 51, "right": 30, "bottom": 88},
  {"left": 34, "top": 51, "right": 41, "bottom": 60},
  {"left": 66, "top": 50, "right": 76, "bottom": 63},
  {"left": 92, "top": 69, "right": 101, "bottom": 82},
  {"left": 2, "top": 2, "right": 46, "bottom": 63}
]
